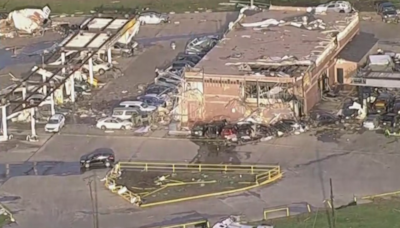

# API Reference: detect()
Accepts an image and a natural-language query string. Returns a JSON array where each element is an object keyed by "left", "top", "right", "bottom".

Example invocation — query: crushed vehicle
[
  {"left": 174, "top": 53, "right": 202, "bottom": 65},
  {"left": 144, "top": 84, "right": 176, "bottom": 96},
  {"left": 138, "top": 94, "right": 168, "bottom": 107},
  {"left": 314, "top": 1, "right": 352, "bottom": 14},
  {"left": 138, "top": 11, "right": 170, "bottom": 25},
  {"left": 309, "top": 111, "right": 340, "bottom": 127},
  {"left": 0, "top": 6, "right": 51, "bottom": 38},
  {"left": 185, "top": 35, "right": 218, "bottom": 55},
  {"left": 191, "top": 120, "right": 227, "bottom": 138},
  {"left": 96, "top": 117, "right": 133, "bottom": 130},
  {"left": 80, "top": 149, "right": 115, "bottom": 169},
  {"left": 376, "top": 1, "right": 399, "bottom": 23},
  {"left": 54, "top": 23, "right": 80, "bottom": 37}
]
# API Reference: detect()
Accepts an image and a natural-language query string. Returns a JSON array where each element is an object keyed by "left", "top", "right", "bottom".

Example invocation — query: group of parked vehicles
[{"left": 95, "top": 35, "right": 219, "bottom": 131}]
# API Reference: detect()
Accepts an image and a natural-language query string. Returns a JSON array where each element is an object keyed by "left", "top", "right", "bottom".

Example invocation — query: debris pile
[
  {"left": 0, "top": 6, "right": 51, "bottom": 38},
  {"left": 190, "top": 118, "right": 309, "bottom": 144}
]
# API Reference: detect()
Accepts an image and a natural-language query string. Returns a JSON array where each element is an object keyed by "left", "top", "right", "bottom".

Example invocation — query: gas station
[{"left": 0, "top": 15, "right": 140, "bottom": 141}]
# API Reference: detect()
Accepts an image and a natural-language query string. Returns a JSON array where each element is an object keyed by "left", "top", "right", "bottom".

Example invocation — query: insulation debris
[{"left": 0, "top": 6, "right": 51, "bottom": 37}]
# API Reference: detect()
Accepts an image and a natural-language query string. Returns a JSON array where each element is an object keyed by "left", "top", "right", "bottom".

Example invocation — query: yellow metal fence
[
  {"left": 104, "top": 161, "right": 282, "bottom": 207},
  {"left": 118, "top": 161, "right": 279, "bottom": 174},
  {"left": 0, "top": 203, "right": 15, "bottom": 223}
]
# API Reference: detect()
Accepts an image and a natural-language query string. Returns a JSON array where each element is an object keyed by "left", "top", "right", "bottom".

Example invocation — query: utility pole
[
  {"left": 84, "top": 174, "right": 99, "bottom": 228},
  {"left": 330, "top": 178, "right": 336, "bottom": 228}
]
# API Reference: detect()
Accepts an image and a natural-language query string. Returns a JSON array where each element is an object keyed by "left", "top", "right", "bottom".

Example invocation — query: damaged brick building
[{"left": 179, "top": 7, "right": 360, "bottom": 124}]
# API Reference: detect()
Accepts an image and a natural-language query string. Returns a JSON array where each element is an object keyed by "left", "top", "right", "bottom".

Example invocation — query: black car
[
  {"left": 376, "top": 1, "right": 399, "bottom": 23},
  {"left": 80, "top": 149, "right": 115, "bottom": 169}
]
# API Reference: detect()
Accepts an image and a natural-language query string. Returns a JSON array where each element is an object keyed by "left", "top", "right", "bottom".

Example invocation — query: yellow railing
[
  {"left": 103, "top": 167, "right": 142, "bottom": 205},
  {"left": 104, "top": 161, "right": 282, "bottom": 208},
  {"left": 263, "top": 204, "right": 312, "bottom": 220},
  {"left": 361, "top": 190, "right": 400, "bottom": 200},
  {"left": 0, "top": 203, "right": 15, "bottom": 223},
  {"left": 160, "top": 220, "right": 210, "bottom": 228},
  {"left": 118, "top": 161, "right": 279, "bottom": 174}
]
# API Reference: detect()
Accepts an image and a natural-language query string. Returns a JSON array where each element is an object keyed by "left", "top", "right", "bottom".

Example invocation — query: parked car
[
  {"left": 80, "top": 150, "right": 115, "bottom": 169},
  {"left": 96, "top": 117, "right": 133, "bottom": 130},
  {"left": 44, "top": 114, "right": 65, "bottom": 133},
  {"left": 155, "top": 75, "right": 183, "bottom": 86},
  {"left": 145, "top": 84, "right": 175, "bottom": 96},
  {"left": 138, "top": 11, "right": 170, "bottom": 25},
  {"left": 111, "top": 42, "right": 137, "bottom": 57},
  {"left": 118, "top": 101, "right": 157, "bottom": 112},
  {"left": 376, "top": 1, "right": 399, "bottom": 23},
  {"left": 175, "top": 53, "right": 202, "bottom": 64},
  {"left": 112, "top": 107, "right": 140, "bottom": 120},
  {"left": 315, "top": 1, "right": 352, "bottom": 13},
  {"left": 138, "top": 94, "right": 167, "bottom": 107},
  {"left": 82, "top": 58, "right": 112, "bottom": 75}
]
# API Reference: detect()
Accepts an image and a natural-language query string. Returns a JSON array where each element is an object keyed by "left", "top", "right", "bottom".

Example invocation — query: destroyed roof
[{"left": 194, "top": 10, "right": 355, "bottom": 76}]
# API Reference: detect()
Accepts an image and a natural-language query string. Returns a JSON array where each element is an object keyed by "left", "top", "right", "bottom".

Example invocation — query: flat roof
[
  {"left": 195, "top": 10, "right": 354, "bottom": 76},
  {"left": 81, "top": 17, "right": 130, "bottom": 31},
  {"left": 61, "top": 17, "right": 134, "bottom": 50}
]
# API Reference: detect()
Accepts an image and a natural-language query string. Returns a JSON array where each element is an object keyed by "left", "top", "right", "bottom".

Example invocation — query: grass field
[
  {"left": 0, "top": 215, "right": 8, "bottom": 228},
  {"left": 269, "top": 199, "right": 400, "bottom": 228},
  {"left": 2, "top": 0, "right": 400, "bottom": 14}
]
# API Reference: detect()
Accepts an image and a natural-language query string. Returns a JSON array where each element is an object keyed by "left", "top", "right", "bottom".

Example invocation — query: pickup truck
[{"left": 375, "top": 1, "right": 399, "bottom": 23}]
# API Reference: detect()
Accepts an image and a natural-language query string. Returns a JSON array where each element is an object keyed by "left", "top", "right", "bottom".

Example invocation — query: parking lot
[{"left": 2, "top": 12, "right": 400, "bottom": 228}]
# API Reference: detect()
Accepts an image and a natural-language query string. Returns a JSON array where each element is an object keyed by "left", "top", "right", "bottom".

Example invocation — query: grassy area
[
  {"left": 2, "top": 0, "right": 400, "bottom": 14},
  {"left": 0, "top": 215, "right": 8, "bottom": 227},
  {"left": 268, "top": 199, "right": 400, "bottom": 228}
]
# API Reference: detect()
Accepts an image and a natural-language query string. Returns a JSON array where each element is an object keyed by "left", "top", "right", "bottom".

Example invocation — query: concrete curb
[{"left": 51, "top": 9, "right": 215, "bottom": 18}]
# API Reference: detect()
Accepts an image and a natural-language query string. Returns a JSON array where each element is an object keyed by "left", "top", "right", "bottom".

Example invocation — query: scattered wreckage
[
  {"left": 138, "top": 11, "right": 170, "bottom": 25},
  {"left": 190, "top": 117, "right": 309, "bottom": 144},
  {"left": 0, "top": 6, "right": 51, "bottom": 38}
]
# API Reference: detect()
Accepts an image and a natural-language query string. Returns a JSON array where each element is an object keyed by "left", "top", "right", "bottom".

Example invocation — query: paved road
[{"left": 1, "top": 14, "right": 400, "bottom": 228}]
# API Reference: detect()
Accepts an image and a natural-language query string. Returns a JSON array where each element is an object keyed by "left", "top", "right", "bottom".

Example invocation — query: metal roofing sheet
[
  {"left": 107, "top": 19, "right": 129, "bottom": 30},
  {"left": 87, "top": 33, "right": 110, "bottom": 48},
  {"left": 88, "top": 18, "right": 113, "bottom": 29},
  {"left": 65, "top": 33, "right": 97, "bottom": 48}
]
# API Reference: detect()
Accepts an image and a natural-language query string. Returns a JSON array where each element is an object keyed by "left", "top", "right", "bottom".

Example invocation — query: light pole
[{"left": 84, "top": 174, "right": 99, "bottom": 228}]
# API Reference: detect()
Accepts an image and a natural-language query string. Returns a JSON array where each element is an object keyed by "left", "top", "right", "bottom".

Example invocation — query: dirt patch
[{"left": 115, "top": 170, "right": 255, "bottom": 204}]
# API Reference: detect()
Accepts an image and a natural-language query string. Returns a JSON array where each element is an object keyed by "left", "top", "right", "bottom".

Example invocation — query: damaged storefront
[{"left": 179, "top": 6, "right": 360, "bottom": 125}]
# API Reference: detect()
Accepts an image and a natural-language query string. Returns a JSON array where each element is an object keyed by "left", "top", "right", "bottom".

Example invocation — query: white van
[{"left": 112, "top": 107, "right": 139, "bottom": 120}]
